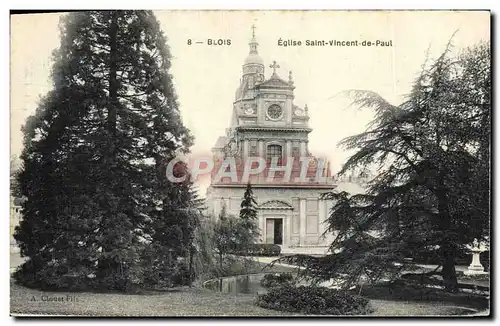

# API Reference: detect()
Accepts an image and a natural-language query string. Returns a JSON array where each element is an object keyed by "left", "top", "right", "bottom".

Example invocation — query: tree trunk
[
  {"left": 219, "top": 252, "right": 223, "bottom": 291},
  {"left": 436, "top": 178, "right": 459, "bottom": 292},
  {"left": 97, "top": 12, "right": 119, "bottom": 286},
  {"left": 441, "top": 242, "right": 458, "bottom": 292},
  {"left": 108, "top": 11, "right": 118, "bottom": 139},
  {"left": 188, "top": 246, "right": 194, "bottom": 287}
]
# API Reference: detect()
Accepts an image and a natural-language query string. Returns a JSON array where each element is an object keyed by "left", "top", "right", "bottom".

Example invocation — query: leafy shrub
[
  {"left": 255, "top": 284, "right": 373, "bottom": 315},
  {"left": 219, "top": 256, "right": 261, "bottom": 277},
  {"left": 170, "top": 262, "right": 192, "bottom": 286},
  {"left": 14, "top": 258, "right": 98, "bottom": 292},
  {"left": 231, "top": 244, "right": 281, "bottom": 257},
  {"left": 193, "top": 256, "right": 263, "bottom": 284},
  {"left": 260, "top": 273, "right": 294, "bottom": 288},
  {"left": 480, "top": 251, "right": 490, "bottom": 271}
]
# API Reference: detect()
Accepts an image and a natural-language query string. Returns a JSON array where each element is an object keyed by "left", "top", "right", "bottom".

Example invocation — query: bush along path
[{"left": 255, "top": 285, "right": 373, "bottom": 315}]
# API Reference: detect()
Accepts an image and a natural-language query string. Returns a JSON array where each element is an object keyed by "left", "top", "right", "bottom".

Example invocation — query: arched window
[{"left": 267, "top": 144, "right": 282, "bottom": 163}]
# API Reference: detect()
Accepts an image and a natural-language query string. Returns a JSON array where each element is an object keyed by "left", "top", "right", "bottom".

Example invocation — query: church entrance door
[{"left": 265, "top": 218, "right": 283, "bottom": 245}]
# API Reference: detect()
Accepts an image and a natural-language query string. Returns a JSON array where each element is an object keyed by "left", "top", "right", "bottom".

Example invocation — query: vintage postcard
[{"left": 10, "top": 10, "right": 490, "bottom": 317}]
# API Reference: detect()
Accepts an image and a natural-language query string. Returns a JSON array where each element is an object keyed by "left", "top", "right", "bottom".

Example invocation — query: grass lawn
[
  {"left": 10, "top": 255, "right": 488, "bottom": 317},
  {"left": 11, "top": 280, "right": 482, "bottom": 317},
  {"left": 10, "top": 280, "right": 295, "bottom": 317},
  {"left": 353, "top": 281, "right": 489, "bottom": 316},
  {"left": 368, "top": 300, "right": 479, "bottom": 316},
  {"left": 10, "top": 261, "right": 298, "bottom": 317}
]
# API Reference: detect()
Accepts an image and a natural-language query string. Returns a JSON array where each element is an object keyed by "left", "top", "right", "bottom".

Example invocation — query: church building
[{"left": 206, "top": 27, "right": 336, "bottom": 253}]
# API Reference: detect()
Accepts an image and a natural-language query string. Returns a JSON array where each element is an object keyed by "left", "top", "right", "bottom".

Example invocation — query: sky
[{"left": 10, "top": 10, "right": 490, "bottom": 192}]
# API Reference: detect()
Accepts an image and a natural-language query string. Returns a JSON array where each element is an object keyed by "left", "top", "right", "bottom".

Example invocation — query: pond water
[{"left": 203, "top": 273, "right": 269, "bottom": 295}]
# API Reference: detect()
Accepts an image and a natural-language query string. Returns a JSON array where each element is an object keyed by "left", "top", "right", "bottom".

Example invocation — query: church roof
[
  {"left": 257, "top": 76, "right": 294, "bottom": 89},
  {"left": 244, "top": 53, "right": 264, "bottom": 65}
]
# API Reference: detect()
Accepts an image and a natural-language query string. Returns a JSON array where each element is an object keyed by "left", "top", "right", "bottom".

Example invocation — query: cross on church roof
[
  {"left": 251, "top": 24, "right": 256, "bottom": 38},
  {"left": 270, "top": 60, "right": 280, "bottom": 75}
]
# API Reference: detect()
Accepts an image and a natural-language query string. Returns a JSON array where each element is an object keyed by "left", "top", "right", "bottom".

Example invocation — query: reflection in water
[{"left": 204, "top": 273, "right": 269, "bottom": 294}]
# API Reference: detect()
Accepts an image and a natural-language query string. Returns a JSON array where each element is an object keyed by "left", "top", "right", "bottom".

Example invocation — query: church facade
[{"left": 206, "top": 28, "right": 336, "bottom": 252}]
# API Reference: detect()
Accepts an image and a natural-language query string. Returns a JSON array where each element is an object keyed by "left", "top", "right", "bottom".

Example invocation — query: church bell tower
[
  {"left": 207, "top": 25, "right": 335, "bottom": 252},
  {"left": 235, "top": 24, "right": 265, "bottom": 102}
]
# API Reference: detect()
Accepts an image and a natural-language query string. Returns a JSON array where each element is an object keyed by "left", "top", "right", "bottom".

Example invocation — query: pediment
[
  {"left": 257, "top": 77, "right": 294, "bottom": 89},
  {"left": 259, "top": 200, "right": 293, "bottom": 210}
]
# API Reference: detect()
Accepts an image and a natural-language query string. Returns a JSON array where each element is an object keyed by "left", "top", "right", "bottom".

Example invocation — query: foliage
[
  {"left": 277, "top": 41, "right": 490, "bottom": 292},
  {"left": 239, "top": 183, "right": 260, "bottom": 246},
  {"left": 216, "top": 256, "right": 261, "bottom": 278},
  {"left": 143, "top": 171, "right": 204, "bottom": 287},
  {"left": 213, "top": 208, "right": 241, "bottom": 256},
  {"left": 230, "top": 243, "right": 282, "bottom": 257},
  {"left": 189, "top": 214, "right": 264, "bottom": 283},
  {"left": 260, "top": 273, "right": 294, "bottom": 288},
  {"left": 13, "top": 10, "right": 196, "bottom": 291},
  {"left": 255, "top": 284, "right": 373, "bottom": 315},
  {"left": 214, "top": 200, "right": 276, "bottom": 277},
  {"left": 191, "top": 218, "right": 218, "bottom": 281}
]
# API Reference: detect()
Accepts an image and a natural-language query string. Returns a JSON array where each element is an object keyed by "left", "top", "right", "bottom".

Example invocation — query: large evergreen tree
[
  {"left": 239, "top": 182, "right": 260, "bottom": 245},
  {"left": 14, "top": 11, "right": 194, "bottom": 291},
  {"left": 278, "top": 41, "right": 490, "bottom": 292},
  {"left": 144, "top": 162, "right": 204, "bottom": 287}
]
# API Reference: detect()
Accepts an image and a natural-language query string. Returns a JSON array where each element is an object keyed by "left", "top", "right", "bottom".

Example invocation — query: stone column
[
  {"left": 299, "top": 198, "right": 307, "bottom": 246},
  {"left": 468, "top": 250, "right": 484, "bottom": 273},
  {"left": 285, "top": 211, "right": 292, "bottom": 249},
  {"left": 259, "top": 212, "right": 265, "bottom": 243},
  {"left": 318, "top": 198, "right": 326, "bottom": 245},
  {"left": 286, "top": 140, "right": 292, "bottom": 158},
  {"left": 258, "top": 139, "right": 265, "bottom": 158},
  {"left": 300, "top": 140, "right": 307, "bottom": 156},
  {"left": 213, "top": 197, "right": 220, "bottom": 218},
  {"left": 324, "top": 199, "right": 335, "bottom": 243},
  {"left": 243, "top": 138, "right": 249, "bottom": 159},
  {"left": 466, "top": 240, "right": 486, "bottom": 275}
]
